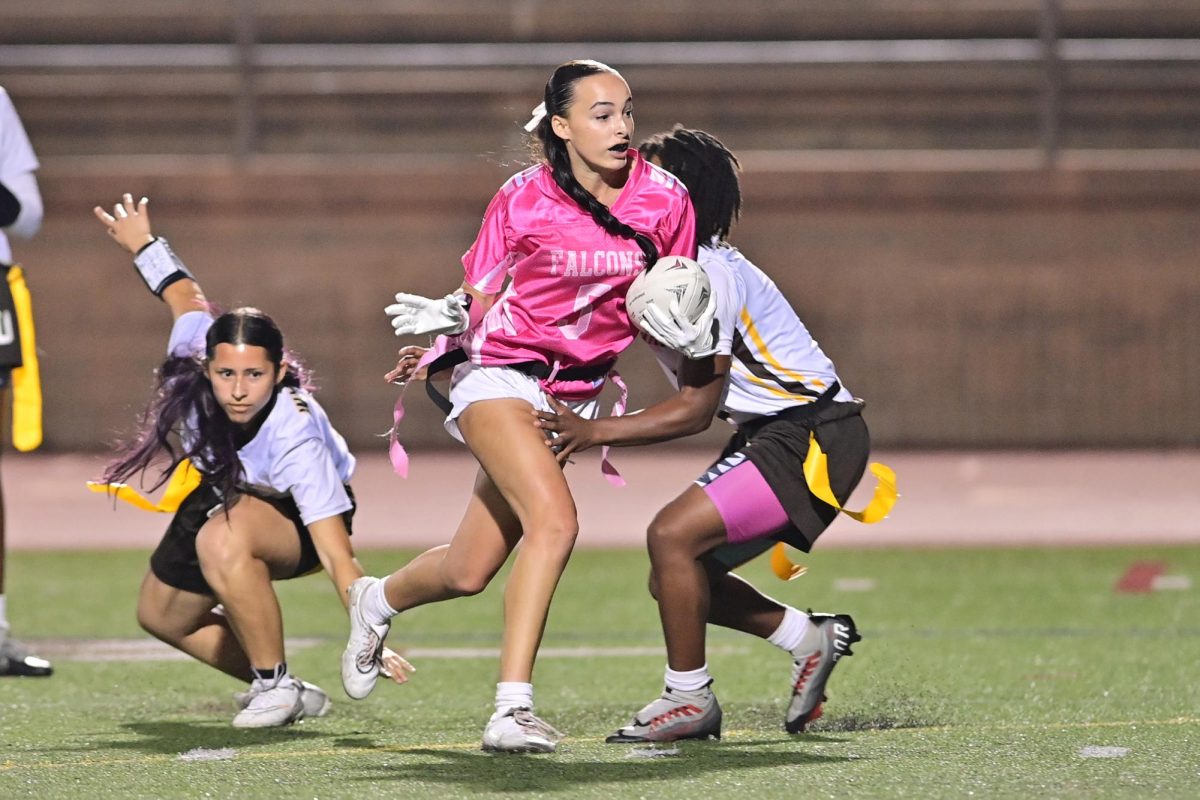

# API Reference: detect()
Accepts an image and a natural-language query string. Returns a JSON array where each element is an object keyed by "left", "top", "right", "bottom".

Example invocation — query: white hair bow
[{"left": 523, "top": 101, "right": 547, "bottom": 133}]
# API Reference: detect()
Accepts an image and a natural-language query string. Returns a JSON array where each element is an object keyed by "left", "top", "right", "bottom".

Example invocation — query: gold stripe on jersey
[
  {"left": 731, "top": 311, "right": 823, "bottom": 402},
  {"left": 740, "top": 307, "right": 826, "bottom": 391},
  {"left": 734, "top": 367, "right": 819, "bottom": 401},
  {"left": 731, "top": 337, "right": 819, "bottom": 397}
]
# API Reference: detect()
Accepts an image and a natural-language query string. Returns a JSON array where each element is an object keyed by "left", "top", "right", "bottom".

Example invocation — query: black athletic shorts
[
  {"left": 149, "top": 482, "right": 356, "bottom": 596},
  {"left": 0, "top": 263, "right": 23, "bottom": 388},
  {"left": 706, "top": 399, "right": 870, "bottom": 570}
]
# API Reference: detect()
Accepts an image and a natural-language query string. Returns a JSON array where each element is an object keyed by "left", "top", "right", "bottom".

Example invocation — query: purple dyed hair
[{"left": 102, "top": 307, "right": 312, "bottom": 502}]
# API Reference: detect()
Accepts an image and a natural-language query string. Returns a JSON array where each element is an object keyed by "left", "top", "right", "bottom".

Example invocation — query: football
[{"left": 625, "top": 255, "right": 711, "bottom": 334}]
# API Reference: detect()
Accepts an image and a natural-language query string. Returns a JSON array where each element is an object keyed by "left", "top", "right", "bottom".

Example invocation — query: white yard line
[{"left": 29, "top": 638, "right": 747, "bottom": 663}]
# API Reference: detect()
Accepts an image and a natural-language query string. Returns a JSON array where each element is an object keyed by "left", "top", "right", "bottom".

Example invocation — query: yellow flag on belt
[
  {"left": 8, "top": 266, "right": 42, "bottom": 452},
  {"left": 770, "top": 432, "right": 900, "bottom": 580},
  {"left": 87, "top": 459, "right": 202, "bottom": 513}
]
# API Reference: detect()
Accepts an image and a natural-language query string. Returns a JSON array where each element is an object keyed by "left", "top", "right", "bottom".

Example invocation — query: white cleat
[
  {"left": 481, "top": 707, "right": 564, "bottom": 754},
  {"left": 232, "top": 675, "right": 305, "bottom": 728},
  {"left": 341, "top": 577, "right": 390, "bottom": 700},
  {"left": 236, "top": 679, "right": 331, "bottom": 719}
]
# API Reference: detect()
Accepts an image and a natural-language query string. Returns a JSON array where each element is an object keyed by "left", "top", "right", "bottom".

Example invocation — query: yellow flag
[
  {"left": 771, "top": 542, "right": 808, "bottom": 581},
  {"left": 802, "top": 432, "right": 898, "bottom": 524},
  {"left": 87, "top": 459, "right": 202, "bottom": 513},
  {"left": 8, "top": 266, "right": 42, "bottom": 452},
  {"left": 772, "top": 432, "right": 900, "bottom": 580}
]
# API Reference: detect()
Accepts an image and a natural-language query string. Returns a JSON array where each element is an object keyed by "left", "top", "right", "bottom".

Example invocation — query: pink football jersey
[{"left": 458, "top": 149, "right": 696, "bottom": 368}]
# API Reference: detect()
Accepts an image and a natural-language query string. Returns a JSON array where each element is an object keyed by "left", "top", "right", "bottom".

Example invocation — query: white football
[{"left": 625, "top": 255, "right": 711, "bottom": 334}]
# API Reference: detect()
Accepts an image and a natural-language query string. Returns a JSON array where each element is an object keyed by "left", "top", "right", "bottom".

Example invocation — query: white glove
[
  {"left": 385, "top": 291, "right": 470, "bottom": 337},
  {"left": 638, "top": 292, "right": 719, "bottom": 359}
]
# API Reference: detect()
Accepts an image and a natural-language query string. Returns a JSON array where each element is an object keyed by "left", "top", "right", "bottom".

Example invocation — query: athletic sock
[
  {"left": 768, "top": 606, "right": 816, "bottom": 652},
  {"left": 767, "top": 606, "right": 806, "bottom": 651},
  {"left": 665, "top": 663, "right": 712, "bottom": 693},
  {"left": 0, "top": 594, "right": 8, "bottom": 646},
  {"left": 361, "top": 577, "right": 399, "bottom": 625},
  {"left": 493, "top": 681, "right": 534, "bottom": 720},
  {"left": 251, "top": 662, "right": 288, "bottom": 687},
  {"left": 768, "top": 606, "right": 818, "bottom": 654}
]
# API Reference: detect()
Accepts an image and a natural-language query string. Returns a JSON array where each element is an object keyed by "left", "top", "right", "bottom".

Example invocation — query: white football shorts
[{"left": 444, "top": 362, "right": 601, "bottom": 443}]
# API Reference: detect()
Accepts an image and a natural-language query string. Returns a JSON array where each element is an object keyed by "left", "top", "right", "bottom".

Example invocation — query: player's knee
[
  {"left": 522, "top": 516, "right": 579, "bottom": 552},
  {"left": 647, "top": 568, "right": 662, "bottom": 600},
  {"left": 520, "top": 515, "right": 580, "bottom": 566},
  {"left": 136, "top": 600, "right": 174, "bottom": 642},
  {"left": 646, "top": 512, "right": 693, "bottom": 561},
  {"left": 135, "top": 604, "right": 158, "bottom": 637},
  {"left": 441, "top": 567, "right": 492, "bottom": 598},
  {"left": 194, "top": 522, "right": 247, "bottom": 580}
]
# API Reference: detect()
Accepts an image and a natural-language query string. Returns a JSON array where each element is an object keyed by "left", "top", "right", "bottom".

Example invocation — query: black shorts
[
  {"left": 706, "top": 399, "right": 870, "bottom": 568},
  {"left": 0, "top": 263, "right": 23, "bottom": 388},
  {"left": 149, "top": 482, "right": 356, "bottom": 596}
]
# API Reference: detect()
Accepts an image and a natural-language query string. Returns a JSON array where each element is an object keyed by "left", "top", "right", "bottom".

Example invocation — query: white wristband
[{"left": 133, "top": 238, "right": 193, "bottom": 297}]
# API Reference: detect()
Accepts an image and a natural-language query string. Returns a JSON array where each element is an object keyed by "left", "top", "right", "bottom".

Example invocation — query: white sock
[
  {"left": 494, "top": 681, "right": 534, "bottom": 718},
  {"left": 665, "top": 663, "right": 712, "bottom": 692},
  {"left": 0, "top": 594, "right": 7, "bottom": 628},
  {"left": 361, "top": 577, "right": 398, "bottom": 625},
  {"left": 767, "top": 606, "right": 816, "bottom": 654}
]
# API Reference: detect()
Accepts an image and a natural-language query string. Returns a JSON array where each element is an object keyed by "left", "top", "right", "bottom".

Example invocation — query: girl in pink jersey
[{"left": 341, "top": 60, "right": 695, "bottom": 753}]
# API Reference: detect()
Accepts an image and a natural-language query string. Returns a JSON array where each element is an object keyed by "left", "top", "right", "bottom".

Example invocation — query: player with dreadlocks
[{"left": 535, "top": 127, "right": 892, "bottom": 742}]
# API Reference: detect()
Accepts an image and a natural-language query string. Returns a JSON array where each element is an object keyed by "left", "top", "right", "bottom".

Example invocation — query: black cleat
[{"left": 0, "top": 639, "right": 53, "bottom": 677}]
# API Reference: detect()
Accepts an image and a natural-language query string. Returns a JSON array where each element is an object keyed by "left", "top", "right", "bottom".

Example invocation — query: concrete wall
[{"left": 15, "top": 153, "right": 1199, "bottom": 451}]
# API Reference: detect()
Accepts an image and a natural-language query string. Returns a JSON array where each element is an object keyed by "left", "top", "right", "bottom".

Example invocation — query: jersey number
[{"left": 557, "top": 283, "right": 609, "bottom": 340}]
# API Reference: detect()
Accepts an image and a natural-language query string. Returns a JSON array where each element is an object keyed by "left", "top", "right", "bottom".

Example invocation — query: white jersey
[
  {"left": 168, "top": 311, "right": 356, "bottom": 525},
  {"left": 0, "top": 87, "right": 41, "bottom": 264},
  {"left": 649, "top": 242, "right": 853, "bottom": 424}
]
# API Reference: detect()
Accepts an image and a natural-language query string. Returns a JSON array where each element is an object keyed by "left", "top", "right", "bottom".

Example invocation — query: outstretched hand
[
  {"left": 93, "top": 193, "right": 155, "bottom": 254},
  {"left": 384, "top": 345, "right": 431, "bottom": 384},
  {"left": 532, "top": 396, "right": 598, "bottom": 463},
  {"left": 379, "top": 646, "right": 416, "bottom": 685}
]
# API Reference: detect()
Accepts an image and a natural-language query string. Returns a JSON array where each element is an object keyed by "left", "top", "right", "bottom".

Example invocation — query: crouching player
[
  {"left": 535, "top": 128, "right": 891, "bottom": 742},
  {"left": 92, "top": 194, "right": 412, "bottom": 727}
]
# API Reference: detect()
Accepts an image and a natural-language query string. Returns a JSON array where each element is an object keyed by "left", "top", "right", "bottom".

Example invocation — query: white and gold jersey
[
  {"left": 0, "top": 86, "right": 42, "bottom": 263},
  {"left": 649, "top": 243, "right": 853, "bottom": 424},
  {"left": 168, "top": 311, "right": 356, "bottom": 525}
]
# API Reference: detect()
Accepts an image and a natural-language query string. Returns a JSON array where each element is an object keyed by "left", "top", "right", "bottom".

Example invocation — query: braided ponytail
[{"left": 529, "top": 60, "right": 659, "bottom": 268}]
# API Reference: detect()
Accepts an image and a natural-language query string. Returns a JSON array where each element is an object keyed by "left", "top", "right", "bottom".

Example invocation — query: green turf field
[{"left": 1, "top": 545, "right": 1197, "bottom": 798}]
